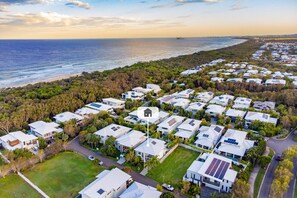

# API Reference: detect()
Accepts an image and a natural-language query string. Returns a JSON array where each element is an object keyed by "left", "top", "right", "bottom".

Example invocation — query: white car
[{"left": 162, "top": 183, "right": 174, "bottom": 191}]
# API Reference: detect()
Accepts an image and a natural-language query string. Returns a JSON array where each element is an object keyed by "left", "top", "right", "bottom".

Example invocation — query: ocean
[{"left": 0, "top": 37, "right": 245, "bottom": 88}]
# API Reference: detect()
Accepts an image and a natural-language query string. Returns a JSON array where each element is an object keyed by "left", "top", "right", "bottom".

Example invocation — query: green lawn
[
  {"left": 147, "top": 147, "right": 200, "bottom": 187},
  {"left": 24, "top": 152, "right": 104, "bottom": 198},
  {"left": 0, "top": 174, "right": 42, "bottom": 198},
  {"left": 253, "top": 168, "right": 265, "bottom": 198}
]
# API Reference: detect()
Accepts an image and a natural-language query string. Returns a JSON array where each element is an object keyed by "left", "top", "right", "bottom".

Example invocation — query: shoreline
[{"left": 0, "top": 38, "right": 246, "bottom": 89}]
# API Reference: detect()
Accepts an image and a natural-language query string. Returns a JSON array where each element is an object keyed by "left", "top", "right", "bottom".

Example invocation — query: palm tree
[{"left": 146, "top": 156, "right": 160, "bottom": 170}]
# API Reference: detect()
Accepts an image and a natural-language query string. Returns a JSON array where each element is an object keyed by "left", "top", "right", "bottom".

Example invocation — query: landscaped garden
[
  {"left": 24, "top": 151, "right": 104, "bottom": 198},
  {"left": 0, "top": 174, "right": 42, "bottom": 198},
  {"left": 147, "top": 147, "right": 200, "bottom": 187}
]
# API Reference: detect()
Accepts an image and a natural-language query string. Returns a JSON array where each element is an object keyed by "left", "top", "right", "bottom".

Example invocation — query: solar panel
[
  {"left": 151, "top": 141, "right": 156, "bottom": 145},
  {"left": 218, "top": 162, "right": 230, "bottom": 180},
  {"left": 214, "top": 126, "right": 222, "bottom": 133},
  {"left": 91, "top": 103, "right": 101, "bottom": 108},
  {"left": 205, "top": 158, "right": 218, "bottom": 175},
  {"left": 214, "top": 161, "right": 226, "bottom": 179},
  {"left": 209, "top": 159, "right": 222, "bottom": 176},
  {"left": 262, "top": 114, "right": 269, "bottom": 119},
  {"left": 97, "top": 189, "right": 105, "bottom": 195},
  {"left": 203, "top": 134, "right": 209, "bottom": 137},
  {"left": 224, "top": 138, "right": 238, "bottom": 145},
  {"left": 189, "top": 120, "right": 195, "bottom": 126},
  {"left": 168, "top": 118, "right": 176, "bottom": 126}
]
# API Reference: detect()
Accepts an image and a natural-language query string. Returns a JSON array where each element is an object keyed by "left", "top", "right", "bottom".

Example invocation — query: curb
[{"left": 257, "top": 148, "right": 275, "bottom": 198}]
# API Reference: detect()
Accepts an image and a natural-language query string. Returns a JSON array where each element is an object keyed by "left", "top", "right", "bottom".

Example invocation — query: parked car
[
  {"left": 88, "top": 155, "right": 95, "bottom": 161},
  {"left": 98, "top": 161, "right": 104, "bottom": 166},
  {"left": 275, "top": 154, "right": 284, "bottom": 161},
  {"left": 162, "top": 183, "right": 174, "bottom": 191}
]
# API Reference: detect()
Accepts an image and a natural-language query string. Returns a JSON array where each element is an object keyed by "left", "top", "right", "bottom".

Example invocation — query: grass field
[
  {"left": 254, "top": 168, "right": 265, "bottom": 198},
  {"left": 0, "top": 174, "right": 42, "bottom": 198},
  {"left": 147, "top": 147, "right": 200, "bottom": 187},
  {"left": 24, "top": 152, "right": 104, "bottom": 198}
]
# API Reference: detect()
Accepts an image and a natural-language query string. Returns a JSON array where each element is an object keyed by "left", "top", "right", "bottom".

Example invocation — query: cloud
[
  {"left": 230, "top": 2, "right": 247, "bottom": 11},
  {"left": 0, "top": 0, "right": 91, "bottom": 10},
  {"left": 176, "top": 0, "right": 222, "bottom": 4},
  {"left": 0, "top": 11, "right": 179, "bottom": 28},
  {"left": 65, "top": 0, "right": 90, "bottom": 9},
  {"left": 0, "top": 2, "right": 7, "bottom": 11}
]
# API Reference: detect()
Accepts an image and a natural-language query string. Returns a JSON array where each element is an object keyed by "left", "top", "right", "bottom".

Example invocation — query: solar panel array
[
  {"left": 205, "top": 158, "right": 230, "bottom": 180},
  {"left": 91, "top": 103, "right": 102, "bottom": 108},
  {"left": 168, "top": 118, "right": 176, "bottom": 126},
  {"left": 214, "top": 126, "right": 222, "bottom": 133},
  {"left": 224, "top": 138, "right": 238, "bottom": 145},
  {"left": 189, "top": 120, "right": 196, "bottom": 126}
]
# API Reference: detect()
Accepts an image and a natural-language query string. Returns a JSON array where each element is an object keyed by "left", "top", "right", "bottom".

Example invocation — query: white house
[
  {"left": 184, "top": 153, "right": 237, "bottom": 193},
  {"left": 75, "top": 107, "right": 100, "bottom": 117},
  {"left": 157, "top": 94, "right": 176, "bottom": 105},
  {"left": 115, "top": 130, "right": 146, "bottom": 153},
  {"left": 246, "top": 78, "right": 262, "bottom": 84},
  {"left": 122, "top": 91, "right": 145, "bottom": 101},
  {"left": 265, "top": 79, "right": 286, "bottom": 86},
  {"left": 232, "top": 97, "right": 252, "bottom": 109},
  {"left": 171, "top": 98, "right": 191, "bottom": 109},
  {"left": 176, "top": 89, "right": 195, "bottom": 98},
  {"left": 0, "top": 131, "right": 38, "bottom": 151},
  {"left": 205, "top": 105, "right": 226, "bottom": 117},
  {"left": 211, "top": 77, "right": 224, "bottom": 83},
  {"left": 134, "top": 138, "right": 167, "bottom": 161},
  {"left": 216, "top": 129, "right": 254, "bottom": 160},
  {"left": 174, "top": 119, "right": 202, "bottom": 140},
  {"left": 195, "top": 125, "right": 224, "bottom": 150},
  {"left": 124, "top": 110, "right": 169, "bottom": 125},
  {"left": 225, "top": 109, "right": 246, "bottom": 121},
  {"left": 102, "top": 98, "right": 125, "bottom": 109},
  {"left": 226, "top": 78, "right": 243, "bottom": 83},
  {"left": 195, "top": 92, "right": 214, "bottom": 103},
  {"left": 29, "top": 121, "right": 63, "bottom": 139},
  {"left": 244, "top": 111, "right": 278, "bottom": 127},
  {"left": 157, "top": 115, "right": 185, "bottom": 135},
  {"left": 132, "top": 87, "right": 153, "bottom": 94},
  {"left": 54, "top": 112, "right": 84, "bottom": 123},
  {"left": 95, "top": 124, "right": 132, "bottom": 144},
  {"left": 79, "top": 168, "right": 132, "bottom": 198},
  {"left": 186, "top": 102, "right": 207, "bottom": 114},
  {"left": 146, "top": 84, "right": 161, "bottom": 94},
  {"left": 119, "top": 181, "right": 161, "bottom": 198},
  {"left": 86, "top": 103, "right": 113, "bottom": 113},
  {"left": 209, "top": 95, "right": 234, "bottom": 106},
  {"left": 253, "top": 101, "right": 276, "bottom": 111}
]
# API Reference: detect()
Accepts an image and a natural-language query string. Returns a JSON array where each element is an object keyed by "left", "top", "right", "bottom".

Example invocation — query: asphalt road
[{"left": 259, "top": 132, "right": 297, "bottom": 198}]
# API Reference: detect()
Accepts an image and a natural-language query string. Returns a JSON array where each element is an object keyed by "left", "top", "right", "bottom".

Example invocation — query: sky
[{"left": 0, "top": 0, "right": 296, "bottom": 39}]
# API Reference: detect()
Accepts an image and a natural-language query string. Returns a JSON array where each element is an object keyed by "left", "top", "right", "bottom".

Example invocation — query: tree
[
  {"left": 181, "top": 181, "right": 191, "bottom": 194},
  {"left": 156, "top": 184, "right": 163, "bottom": 192},
  {"left": 64, "top": 120, "right": 78, "bottom": 138},
  {"left": 125, "top": 149, "right": 135, "bottom": 163},
  {"left": 37, "top": 149, "right": 45, "bottom": 162},
  {"left": 146, "top": 156, "right": 160, "bottom": 170},
  {"left": 160, "top": 192, "right": 175, "bottom": 198},
  {"left": 38, "top": 137, "right": 47, "bottom": 149},
  {"left": 258, "top": 156, "right": 272, "bottom": 168},
  {"left": 231, "top": 179, "right": 251, "bottom": 198}
]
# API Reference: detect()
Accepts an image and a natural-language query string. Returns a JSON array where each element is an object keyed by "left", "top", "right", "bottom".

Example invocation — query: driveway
[
  {"left": 259, "top": 132, "right": 297, "bottom": 198},
  {"left": 67, "top": 137, "right": 158, "bottom": 187}
]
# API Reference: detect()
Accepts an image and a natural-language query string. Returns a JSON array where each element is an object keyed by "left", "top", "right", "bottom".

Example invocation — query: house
[
  {"left": 157, "top": 94, "right": 176, "bottom": 105},
  {"left": 209, "top": 95, "right": 234, "bottom": 106},
  {"left": 176, "top": 89, "right": 195, "bottom": 98},
  {"left": 216, "top": 129, "right": 254, "bottom": 159},
  {"left": 226, "top": 78, "right": 243, "bottom": 83},
  {"left": 183, "top": 153, "right": 237, "bottom": 193},
  {"left": 244, "top": 111, "right": 278, "bottom": 127},
  {"left": 115, "top": 130, "right": 146, "bottom": 153},
  {"left": 95, "top": 124, "right": 132, "bottom": 144},
  {"left": 157, "top": 115, "right": 185, "bottom": 135},
  {"left": 134, "top": 138, "right": 167, "bottom": 161},
  {"left": 29, "top": 121, "right": 63, "bottom": 139},
  {"left": 132, "top": 87, "right": 153, "bottom": 94},
  {"left": 253, "top": 101, "right": 276, "bottom": 111},
  {"left": 124, "top": 110, "right": 169, "bottom": 125},
  {"left": 146, "top": 84, "right": 161, "bottom": 94},
  {"left": 174, "top": 119, "right": 202, "bottom": 140},
  {"left": 53, "top": 112, "right": 84, "bottom": 123},
  {"left": 225, "top": 109, "right": 246, "bottom": 121},
  {"left": 211, "top": 77, "right": 224, "bottom": 83},
  {"left": 186, "top": 102, "right": 207, "bottom": 114},
  {"left": 195, "top": 92, "right": 214, "bottom": 103},
  {"left": 79, "top": 168, "right": 132, "bottom": 198},
  {"left": 171, "top": 98, "right": 191, "bottom": 109},
  {"left": 102, "top": 98, "right": 125, "bottom": 109},
  {"left": 205, "top": 105, "right": 226, "bottom": 117},
  {"left": 0, "top": 131, "right": 38, "bottom": 151},
  {"left": 122, "top": 91, "right": 145, "bottom": 101},
  {"left": 119, "top": 182, "right": 161, "bottom": 198},
  {"left": 246, "top": 78, "right": 262, "bottom": 84},
  {"left": 265, "top": 79, "right": 286, "bottom": 86},
  {"left": 75, "top": 107, "right": 100, "bottom": 117},
  {"left": 232, "top": 97, "right": 252, "bottom": 109},
  {"left": 86, "top": 102, "right": 113, "bottom": 112},
  {"left": 195, "top": 125, "right": 224, "bottom": 150}
]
